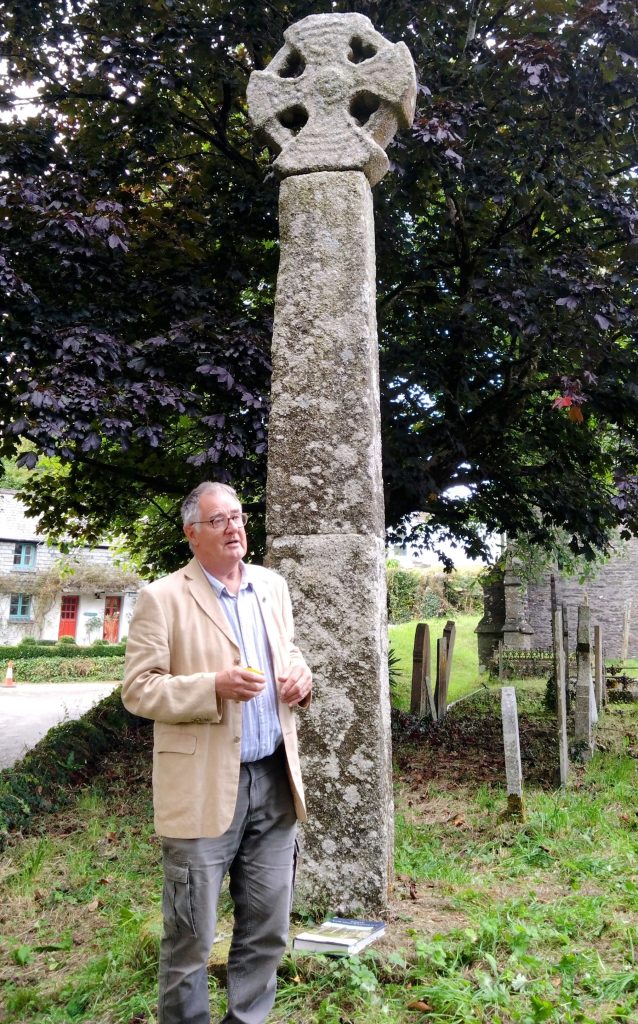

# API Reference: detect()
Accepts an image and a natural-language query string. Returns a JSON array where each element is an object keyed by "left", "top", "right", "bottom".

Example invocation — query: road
[{"left": 0, "top": 682, "right": 120, "bottom": 770}]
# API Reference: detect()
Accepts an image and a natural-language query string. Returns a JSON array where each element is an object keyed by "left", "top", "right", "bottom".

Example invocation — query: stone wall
[
  {"left": 525, "top": 539, "right": 638, "bottom": 659},
  {"left": 477, "top": 537, "right": 638, "bottom": 662}
]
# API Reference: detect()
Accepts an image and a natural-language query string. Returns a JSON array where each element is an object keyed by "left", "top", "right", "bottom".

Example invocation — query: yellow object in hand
[{"left": 245, "top": 666, "right": 264, "bottom": 676}]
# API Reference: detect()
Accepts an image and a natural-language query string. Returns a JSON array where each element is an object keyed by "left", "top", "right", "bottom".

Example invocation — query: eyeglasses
[{"left": 193, "top": 512, "right": 248, "bottom": 532}]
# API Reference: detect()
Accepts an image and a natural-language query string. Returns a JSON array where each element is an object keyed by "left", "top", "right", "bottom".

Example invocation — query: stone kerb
[{"left": 247, "top": 13, "right": 416, "bottom": 186}]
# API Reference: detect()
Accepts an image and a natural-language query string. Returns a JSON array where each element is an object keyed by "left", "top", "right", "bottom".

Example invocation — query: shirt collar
[{"left": 199, "top": 561, "right": 252, "bottom": 598}]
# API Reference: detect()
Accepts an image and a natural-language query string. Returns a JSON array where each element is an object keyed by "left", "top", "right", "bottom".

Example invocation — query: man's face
[{"left": 184, "top": 490, "right": 247, "bottom": 573}]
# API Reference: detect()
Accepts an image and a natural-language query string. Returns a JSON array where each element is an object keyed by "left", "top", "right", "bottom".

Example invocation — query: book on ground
[{"left": 292, "top": 917, "right": 386, "bottom": 955}]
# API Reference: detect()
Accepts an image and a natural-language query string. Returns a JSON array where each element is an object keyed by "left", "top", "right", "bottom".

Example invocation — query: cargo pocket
[
  {"left": 290, "top": 837, "right": 300, "bottom": 914},
  {"left": 162, "top": 861, "right": 197, "bottom": 937}
]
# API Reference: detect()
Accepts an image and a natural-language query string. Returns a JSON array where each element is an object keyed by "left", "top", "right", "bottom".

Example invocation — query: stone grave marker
[
  {"left": 594, "top": 624, "right": 604, "bottom": 710},
  {"left": 622, "top": 599, "right": 632, "bottom": 663},
  {"left": 434, "top": 634, "right": 448, "bottom": 720},
  {"left": 433, "top": 620, "right": 456, "bottom": 720},
  {"left": 501, "top": 686, "right": 525, "bottom": 819},
  {"left": 553, "top": 608, "right": 569, "bottom": 786},
  {"left": 561, "top": 601, "right": 570, "bottom": 711},
  {"left": 248, "top": 12, "right": 416, "bottom": 911},
  {"left": 443, "top": 619, "right": 456, "bottom": 694},
  {"left": 574, "top": 603, "right": 595, "bottom": 759},
  {"left": 410, "top": 623, "right": 436, "bottom": 720}
]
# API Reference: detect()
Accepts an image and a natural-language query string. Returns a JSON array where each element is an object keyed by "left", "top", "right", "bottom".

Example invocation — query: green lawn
[
  {"left": 3, "top": 690, "right": 638, "bottom": 1023},
  {"left": 389, "top": 614, "right": 484, "bottom": 710},
  {"left": 8, "top": 620, "right": 637, "bottom": 1024}
]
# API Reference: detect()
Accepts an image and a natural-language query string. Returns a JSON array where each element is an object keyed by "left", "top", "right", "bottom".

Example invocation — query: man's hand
[
  {"left": 279, "top": 664, "right": 312, "bottom": 706},
  {"left": 215, "top": 667, "right": 266, "bottom": 702}
]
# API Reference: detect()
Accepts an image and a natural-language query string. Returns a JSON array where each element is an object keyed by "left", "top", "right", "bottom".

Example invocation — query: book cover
[{"left": 292, "top": 916, "right": 386, "bottom": 955}]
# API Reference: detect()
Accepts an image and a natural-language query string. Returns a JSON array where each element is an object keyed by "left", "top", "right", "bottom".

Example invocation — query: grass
[
  {"left": 389, "top": 614, "right": 484, "bottom": 709},
  {"left": 0, "top": 743, "right": 162, "bottom": 1023},
  {"left": 3, "top": 626, "right": 638, "bottom": 1022}
]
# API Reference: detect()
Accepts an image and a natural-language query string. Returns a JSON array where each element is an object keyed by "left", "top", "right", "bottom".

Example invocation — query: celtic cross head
[{"left": 247, "top": 13, "right": 416, "bottom": 187}]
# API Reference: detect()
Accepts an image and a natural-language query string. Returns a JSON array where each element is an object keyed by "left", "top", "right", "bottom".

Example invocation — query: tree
[{"left": 1, "top": 0, "right": 637, "bottom": 572}]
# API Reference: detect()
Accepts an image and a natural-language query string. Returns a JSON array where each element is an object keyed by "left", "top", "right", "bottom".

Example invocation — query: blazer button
[{"left": 233, "top": 736, "right": 240, "bottom": 743}]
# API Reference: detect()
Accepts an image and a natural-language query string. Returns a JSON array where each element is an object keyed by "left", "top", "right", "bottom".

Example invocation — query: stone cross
[{"left": 248, "top": 14, "right": 416, "bottom": 912}]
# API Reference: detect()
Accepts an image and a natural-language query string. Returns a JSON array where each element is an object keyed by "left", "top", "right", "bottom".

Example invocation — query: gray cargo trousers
[{"left": 158, "top": 746, "right": 298, "bottom": 1024}]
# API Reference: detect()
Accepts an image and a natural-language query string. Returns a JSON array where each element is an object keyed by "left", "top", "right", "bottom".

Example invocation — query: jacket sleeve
[{"left": 121, "top": 587, "right": 223, "bottom": 725}]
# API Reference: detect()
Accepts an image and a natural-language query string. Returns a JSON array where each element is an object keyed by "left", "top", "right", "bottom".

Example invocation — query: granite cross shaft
[{"left": 248, "top": 12, "right": 416, "bottom": 912}]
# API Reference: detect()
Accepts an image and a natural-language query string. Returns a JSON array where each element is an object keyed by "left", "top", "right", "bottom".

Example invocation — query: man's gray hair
[{"left": 181, "top": 482, "right": 239, "bottom": 527}]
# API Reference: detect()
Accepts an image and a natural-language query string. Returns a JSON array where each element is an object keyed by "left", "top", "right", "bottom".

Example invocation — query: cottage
[{"left": 0, "top": 489, "right": 144, "bottom": 645}]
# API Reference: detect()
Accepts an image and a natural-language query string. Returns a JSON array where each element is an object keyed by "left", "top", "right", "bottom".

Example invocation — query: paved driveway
[{"left": 0, "top": 682, "right": 120, "bottom": 770}]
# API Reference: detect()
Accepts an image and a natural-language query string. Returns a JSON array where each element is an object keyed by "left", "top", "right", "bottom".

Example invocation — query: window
[
  {"left": 13, "top": 543, "right": 37, "bottom": 569},
  {"left": 9, "top": 594, "right": 32, "bottom": 619}
]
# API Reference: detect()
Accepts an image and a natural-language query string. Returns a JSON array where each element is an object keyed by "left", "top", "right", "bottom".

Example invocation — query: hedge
[
  {"left": 11, "top": 656, "right": 125, "bottom": 682},
  {"left": 386, "top": 565, "right": 483, "bottom": 624},
  {"left": 0, "top": 640, "right": 126, "bottom": 661},
  {"left": 0, "top": 688, "right": 150, "bottom": 850}
]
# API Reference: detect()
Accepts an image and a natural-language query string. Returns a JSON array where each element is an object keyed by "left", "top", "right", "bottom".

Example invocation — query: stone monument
[
  {"left": 248, "top": 13, "right": 416, "bottom": 910},
  {"left": 501, "top": 686, "right": 525, "bottom": 819}
]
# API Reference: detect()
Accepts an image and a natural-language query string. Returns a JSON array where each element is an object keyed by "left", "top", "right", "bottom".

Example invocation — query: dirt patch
[{"left": 393, "top": 690, "right": 560, "bottom": 790}]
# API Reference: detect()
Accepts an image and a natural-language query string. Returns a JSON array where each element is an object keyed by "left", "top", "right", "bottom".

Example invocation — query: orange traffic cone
[{"left": 3, "top": 660, "right": 15, "bottom": 687}]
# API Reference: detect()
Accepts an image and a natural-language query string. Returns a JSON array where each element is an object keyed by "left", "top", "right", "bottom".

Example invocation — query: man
[{"left": 122, "top": 481, "right": 312, "bottom": 1024}]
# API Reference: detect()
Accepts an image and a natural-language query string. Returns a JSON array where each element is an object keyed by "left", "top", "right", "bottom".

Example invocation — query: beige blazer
[{"left": 121, "top": 558, "right": 309, "bottom": 838}]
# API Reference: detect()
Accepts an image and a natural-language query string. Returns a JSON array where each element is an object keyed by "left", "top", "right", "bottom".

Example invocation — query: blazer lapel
[{"left": 183, "top": 558, "right": 239, "bottom": 649}]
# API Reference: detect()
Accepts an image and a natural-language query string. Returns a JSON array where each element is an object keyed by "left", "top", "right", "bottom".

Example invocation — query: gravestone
[
  {"left": 502, "top": 563, "right": 534, "bottom": 650},
  {"left": 248, "top": 13, "right": 416, "bottom": 911},
  {"left": 501, "top": 686, "right": 525, "bottom": 818},
  {"left": 553, "top": 608, "right": 569, "bottom": 786},
  {"left": 594, "top": 624, "right": 604, "bottom": 710},
  {"left": 562, "top": 602, "right": 570, "bottom": 711},
  {"left": 411, "top": 623, "right": 436, "bottom": 720},
  {"left": 443, "top": 619, "right": 456, "bottom": 694},
  {"left": 574, "top": 604, "right": 595, "bottom": 759},
  {"left": 434, "top": 619, "right": 456, "bottom": 719},
  {"left": 435, "top": 634, "right": 449, "bottom": 721},
  {"left": 622, "top": 599, "right": 632, "bottom": 663}
]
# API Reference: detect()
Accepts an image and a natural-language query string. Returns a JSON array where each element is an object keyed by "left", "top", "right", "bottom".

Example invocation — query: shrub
[
  {"left": 0, "top": 689, "right": 150, "bottom": 849},
  {"left": 386, "top": 565, "right": 482, "bottom": 624},
  {"left": 12, "top": 656, "right": 125, "bottom": 683},
  {"left": 0, "top": 642, "right": 126, "bottom": 660}
]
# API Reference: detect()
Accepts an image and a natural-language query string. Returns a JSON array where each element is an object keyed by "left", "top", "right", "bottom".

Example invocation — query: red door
[
  {"left": 58, "top": 595, "right": 79, "bottom": 639},
  {"left": 103, "top": 596, "right": 121, "bottom": 643}
]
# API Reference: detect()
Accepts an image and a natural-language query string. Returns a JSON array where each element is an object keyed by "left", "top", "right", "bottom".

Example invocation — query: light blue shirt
[{"left": 201, "top": 563, "right": 282, "bottom": 763}]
